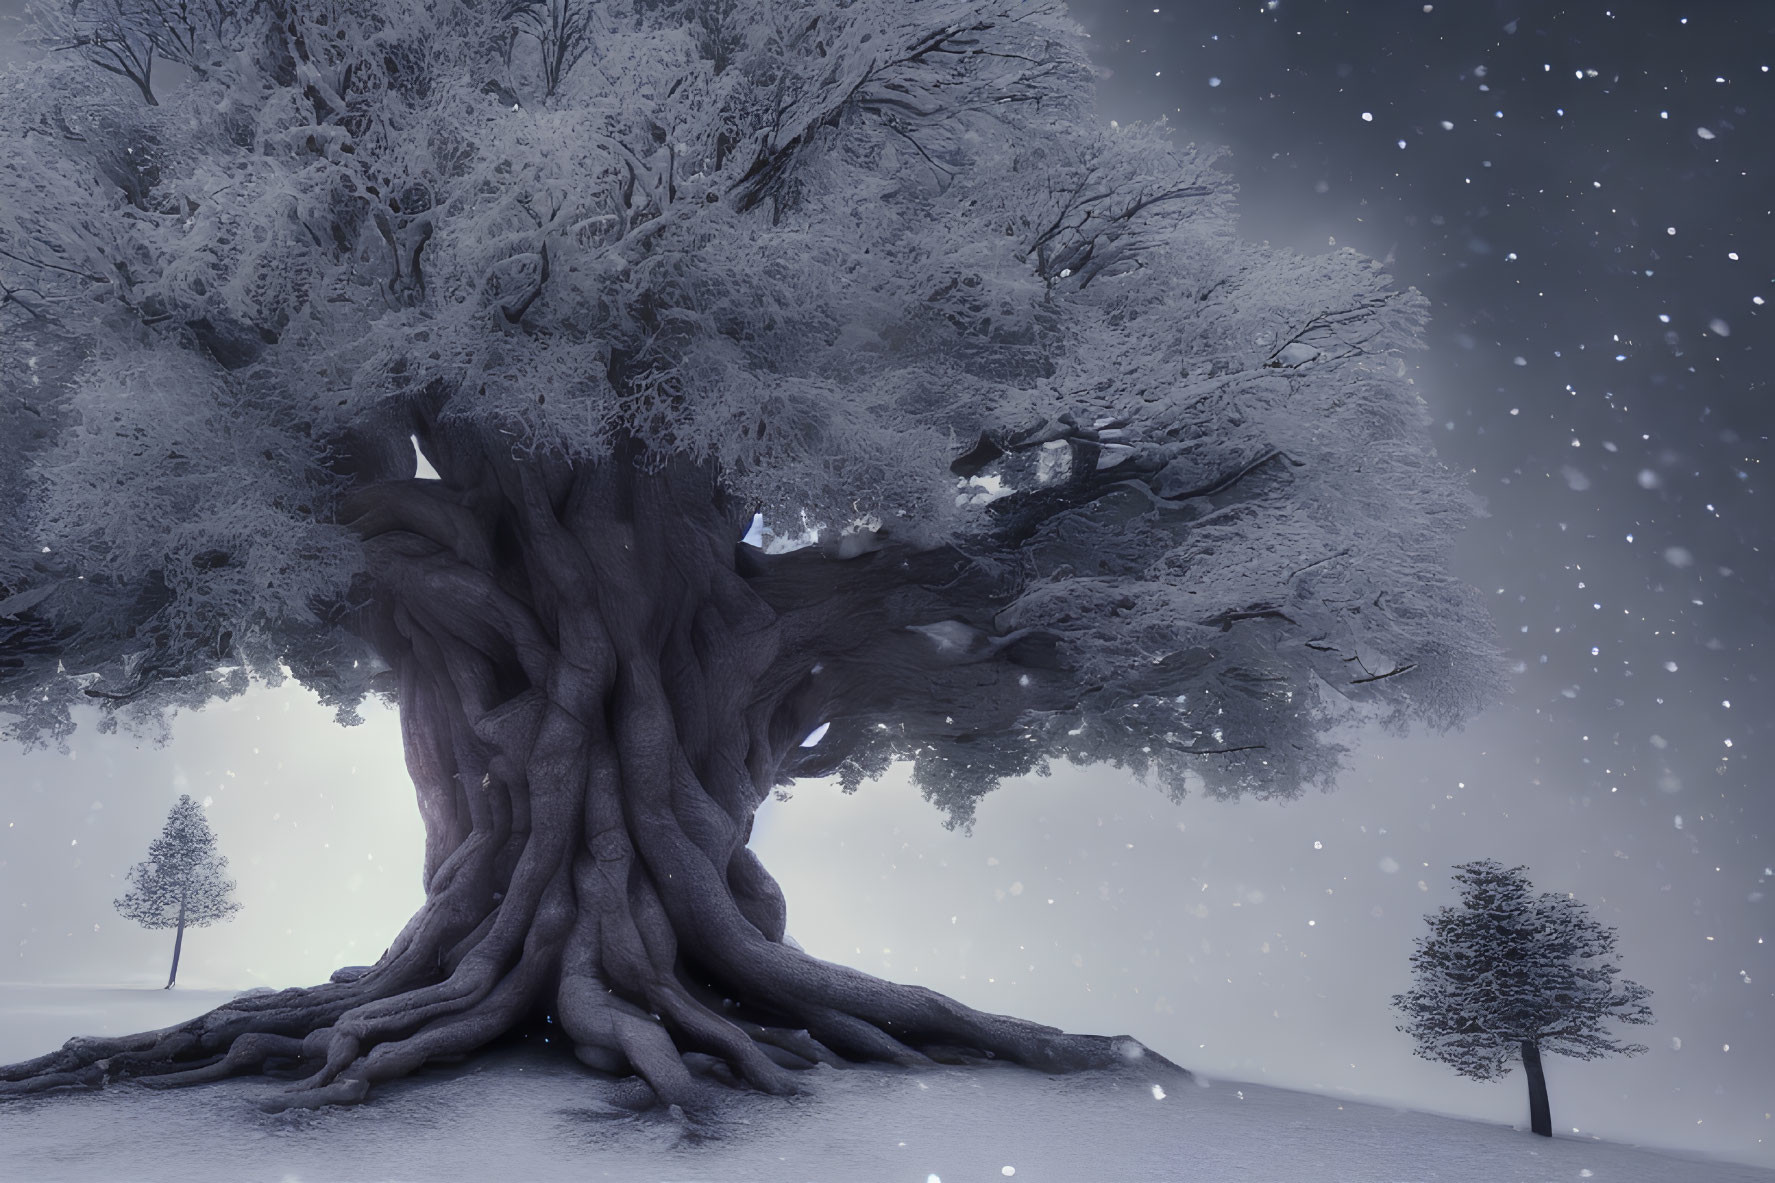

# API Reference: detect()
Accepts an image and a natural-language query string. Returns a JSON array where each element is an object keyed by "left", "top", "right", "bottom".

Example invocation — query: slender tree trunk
[
  {"left": 165, "top": 893, "right": 187, "bottom": 991},
  {"left": 1520, "top": 1038, "right": 1551, "bottom": 1137}
]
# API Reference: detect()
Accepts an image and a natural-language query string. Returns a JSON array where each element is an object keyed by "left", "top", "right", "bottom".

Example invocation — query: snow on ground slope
[{"left": 1, "top": 984, "right": 1769, "bottom": 1183}]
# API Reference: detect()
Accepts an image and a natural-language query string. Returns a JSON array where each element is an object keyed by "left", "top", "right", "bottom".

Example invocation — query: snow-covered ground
[{"left": 1, "top": 984, "right": 1769, "bottom": 1183}]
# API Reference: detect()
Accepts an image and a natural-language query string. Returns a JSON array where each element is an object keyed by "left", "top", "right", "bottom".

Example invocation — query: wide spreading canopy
[{"left": 2, "top": 0, "right": 1498, "bottom": 822}]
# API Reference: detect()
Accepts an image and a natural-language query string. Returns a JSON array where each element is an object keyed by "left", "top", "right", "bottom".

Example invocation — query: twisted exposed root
[
  {"left": 1, "top": 838, "right": 1178, "bottom": 1114},
  {"left": 1, "top": 697, "right": 1181, "bottom": 1115},
  {"left": 137, "top": 1035, "right": 308, "bottom": 1088}
]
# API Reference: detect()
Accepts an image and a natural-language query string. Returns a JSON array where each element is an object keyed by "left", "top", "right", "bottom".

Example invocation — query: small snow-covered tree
[
  {"left": 114, "top": 794, "right": 243, "bottom": 988},
  {"left": 1392, "top": 860, "right": 1653, "bottom": 1138},
  {"left": 3, "top": 0, "right": 1500, "bottom": 1112}
]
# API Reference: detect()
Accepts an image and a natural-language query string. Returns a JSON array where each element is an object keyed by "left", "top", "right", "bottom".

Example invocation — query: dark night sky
[
  {"left": 1, "top": 0, "right": 1772, "bottom": 1170},
  {"left": 1079, "top": 0, "right": 1775, "bottom": 767}
]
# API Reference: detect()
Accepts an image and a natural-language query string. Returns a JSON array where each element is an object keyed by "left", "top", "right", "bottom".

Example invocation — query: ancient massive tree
[{"left": 0, "top": 0, "right": 1499, "bottom": 1110}]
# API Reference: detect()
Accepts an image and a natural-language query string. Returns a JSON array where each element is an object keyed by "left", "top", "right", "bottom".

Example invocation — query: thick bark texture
[
  {"left": 1520, "top": 1039, "right": 1552, "bottom": 1137},
  {"left": 1, "top": 441, "right": 1181, "bottom": 1112}
]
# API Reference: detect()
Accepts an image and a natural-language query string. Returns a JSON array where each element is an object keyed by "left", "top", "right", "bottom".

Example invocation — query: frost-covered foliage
[
  {"left": 1392, "top": 860, "right": 1653, "bottom": 1080},
  {"left": 1, "top": 0, "right": 1499, "bottom": 812},
  {"left": 114, "top": 793, "right": 243, "bottom": 932}
]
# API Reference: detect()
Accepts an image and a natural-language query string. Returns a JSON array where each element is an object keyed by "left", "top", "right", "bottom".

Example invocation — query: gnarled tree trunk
[{"left": 1, "top": 437, "right": 1177, "bottom": 1112}]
